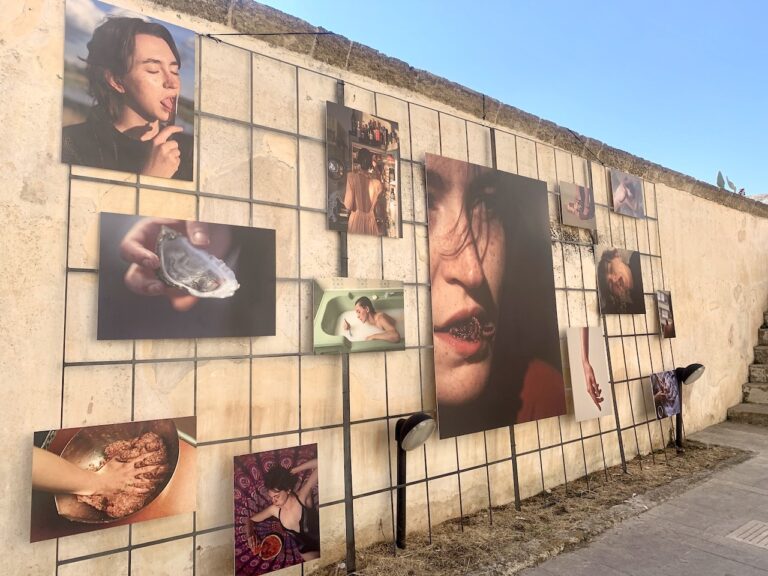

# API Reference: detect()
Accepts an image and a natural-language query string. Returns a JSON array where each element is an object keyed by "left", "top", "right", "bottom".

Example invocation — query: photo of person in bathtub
[
  {"left": 426, "top": 154, "right": 566, "bottom": 439},
  {"left": 343, "top": 297, "right": 401, "bottom": 343},
  {"left": 312, "top": 278, "right": 405, "bottom": 354}
]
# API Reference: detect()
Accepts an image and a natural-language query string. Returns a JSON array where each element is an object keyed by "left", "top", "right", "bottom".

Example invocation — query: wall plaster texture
[{"left": 1, "top": 1, "right": 767, "bottom": 574}]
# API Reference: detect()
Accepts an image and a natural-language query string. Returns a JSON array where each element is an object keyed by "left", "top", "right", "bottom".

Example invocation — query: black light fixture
[
  {"left": 673, "top": 363, "right": 706, "bottom": 453},
  {"left": 395, "top": 412, "right": 436, "bottom": 549}
]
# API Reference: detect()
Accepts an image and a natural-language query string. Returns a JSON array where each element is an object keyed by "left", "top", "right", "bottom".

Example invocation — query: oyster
[{"left": 155, "top": 226, "right": 239, "bottom": 298}]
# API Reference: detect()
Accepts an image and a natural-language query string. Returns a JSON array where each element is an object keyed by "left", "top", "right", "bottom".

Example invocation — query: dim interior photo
[
  {"left": 97, "top": 212, "right": 276, "bottom": 340},
  {"left": 234, "top": 444, "right": 320, "bottom": 576},
  {"left": 595, "top": 245, "right": 646, "bottom": 315},
  {"left": 566, "top": 327, "right": 614, "bottom": 422},
  {"left": 313, "top": 277, "right": 405, "bottom": 354},
  {"left": 30, "top": 417, "right": 196, "bottom": 543},
  {"left": 609, "top": 169, "right": 645, "bottom": 218},
  {"left": 62, "top": 0, "right": 196, "bottom": 180},
  {"left": 425, "top": 154, "right": 565, "bottom": 438},
  {"left": 656, "top": 290, "right": 677, "bottom": 338},
  {"left": 326, "top": 101, "right": 401, "bottom": 238},
  {"left": 559, "top": 181, "right": 596, "bottom": 230}
]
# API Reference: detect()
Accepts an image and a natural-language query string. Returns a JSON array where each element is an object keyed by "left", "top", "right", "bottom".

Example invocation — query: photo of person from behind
[
  {"left": 609, "top": 169, "right": 645, "bottom": 218},
  {"left": 62, "top": 0, "right": 195, "bottom": 181},
  {"left": 312, "top": 277, "right": 405, "bottom": 354},
  {"left": 560, "top": 181, "right": 596, "bottom": 230},
  {"left": 326, "top": 101, "right": 402, "bottom": 238},
  {"left": 651, "top": 370, "right": 681, "bottom": 419},
  {"left": 596, "top": 246, "right": 646, "bottom": 315},
  {"left": 566, "top": 327, "right": 614, "bottom": 422},
  {"left": 234, "top": 445, "right": 320, "bottom": 576},
  {"left": 656, "top": 290, "right": 676, "bottom": 338},
  {"left": 426, "top": 154, "right": 566, "bottom": 438}
]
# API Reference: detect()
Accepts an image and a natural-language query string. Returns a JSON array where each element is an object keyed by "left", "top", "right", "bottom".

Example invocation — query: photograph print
[
  {"left": 566, "top": 327, "right": 614, "bottom": 422},
  {"left": 234, "top": 444, "right": 320, "bottom": 576},
  {"left": 609, "top": 169, "right": 645, "bottom": 218},
  {"left": 651, "top": 370, "right": 681, "bottom": 419},
  {"left": 30, "top": 416, "right": 196, "bottom": 542},
  {"left": 326, "top": 101, "right": 401, "bottom": 238},
  {"left": 656, "top": 290, "right": 676, "bottom": 338},
  {"left": 595, "top": 245, "right": 646, "bottom": 315},
  {"left": 560, "top": 181, "right": 596, "bottom": 230},
  {"left": 426, "top": 154, "right": 566, "bottom": 438},
  {"left": 313, "top": 277, "right": 405, "bottom": 354},
  {"left": 62, "top": 0, "right": 196, "bottom": 180},
  {"left": 98, "top": 212, "right": 276, "bottom": 340}
]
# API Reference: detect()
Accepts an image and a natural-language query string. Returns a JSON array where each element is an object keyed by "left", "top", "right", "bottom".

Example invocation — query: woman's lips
[{"left": 434, "top": 315, "right": 496, "bottom": 360}]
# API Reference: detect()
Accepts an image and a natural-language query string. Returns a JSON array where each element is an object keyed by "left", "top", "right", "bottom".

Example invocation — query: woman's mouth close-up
[
  {"left": 160, "top": 97, "right": 176, "bottom": 113},
  {"left": 435, "top": 314, "right": 496, "bottom": 360}
]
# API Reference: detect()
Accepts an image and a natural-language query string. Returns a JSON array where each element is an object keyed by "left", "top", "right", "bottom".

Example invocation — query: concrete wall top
[{"left": 151, "top": 0, "right": 768, "bottom": 219}]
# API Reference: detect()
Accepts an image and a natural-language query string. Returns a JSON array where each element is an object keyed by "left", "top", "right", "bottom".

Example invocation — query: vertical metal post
[{"left": 395, "top": 419, "right": 407, "bottom": 548}]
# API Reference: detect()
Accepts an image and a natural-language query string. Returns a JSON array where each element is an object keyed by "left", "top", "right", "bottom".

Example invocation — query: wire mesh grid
[{"left": 55, "top": 34, "right": 678, "bottom": 574}]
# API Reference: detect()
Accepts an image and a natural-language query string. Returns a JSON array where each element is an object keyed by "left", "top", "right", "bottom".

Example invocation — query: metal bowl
[{"left": 54, "top": 419, "right": 179, "bottom": 524}]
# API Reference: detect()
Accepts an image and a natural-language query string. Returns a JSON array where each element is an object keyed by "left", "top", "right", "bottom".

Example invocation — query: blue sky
[{"left": 261, "top": 0, "right": 766, "bottom": 195}]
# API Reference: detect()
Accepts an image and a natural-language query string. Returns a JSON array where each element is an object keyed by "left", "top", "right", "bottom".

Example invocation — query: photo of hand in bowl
[{"left": 30, "top": 417, "right": 196, "bottom": 542}]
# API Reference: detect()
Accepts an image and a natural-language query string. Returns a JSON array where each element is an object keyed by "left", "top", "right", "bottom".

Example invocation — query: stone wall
[{"left": 1, "top": 1, "right": 766, "bottom": 575}]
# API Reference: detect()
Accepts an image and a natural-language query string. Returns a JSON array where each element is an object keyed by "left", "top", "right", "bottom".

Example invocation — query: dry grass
[{"left": 316, "top": 442, "right": 749, "bottom": 576}]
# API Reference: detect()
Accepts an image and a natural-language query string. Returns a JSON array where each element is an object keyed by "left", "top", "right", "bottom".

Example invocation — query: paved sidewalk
[{"left": 520, "top": 421, "right": 768, "bottom": 576}]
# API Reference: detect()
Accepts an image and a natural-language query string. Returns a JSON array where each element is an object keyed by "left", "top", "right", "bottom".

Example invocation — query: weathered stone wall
[{"left": 1, "top": 1, "right": 766, "bottom": 575}]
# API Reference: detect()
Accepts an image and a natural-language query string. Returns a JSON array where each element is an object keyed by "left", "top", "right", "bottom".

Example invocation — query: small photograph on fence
[
  {"left": 609, "top": 169, "right": 645, "bottom": 218},
  {"left": 62, "top": 0, "right": 196, "bottom": 180},
  {"left": 98, "top": 212, "right": 276, "bottom": 340},
  {"left": 426, "top": 154, "right": 566, "bottom": 438},
  {"left": 595, "top": 245, "right": 646, "bottom": 315},
  {"left": 566, "top": 327, "right": 614, "bottom": 421},
  {"left": 560, "top": 181, "right": 596, "bottom": 230},
  {"left": 234, "top": 444, "right": 320, "bottom": 576},
  {"left": 30, "top": 416, "right": 196, "bottom": 542},
  {"left": 651, "top": 370, "right": 681, "bottom": 419},
  {"left": 326, "top": 101, "right": 402, "bottom": 238},
  {"left": 656, "top": 290, "right": 676, "bottom": 338},
  {"left": 313, "top": 277, "right": 405, "bottom": 354}
]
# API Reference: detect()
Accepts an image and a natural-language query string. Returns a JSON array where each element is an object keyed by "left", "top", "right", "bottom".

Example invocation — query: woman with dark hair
[
  {"left": 62, "top": 17, "right": 192, "bottom": 180},
  {"left": 343, "top": 147, "right": 383, "bottom": 235},
  {"left": 247, "top": 459, "right": 320, "bottom": 561},
  {"left": 596, "top": 247, "right": 645, "bottom": 314},
  {"left": 426, "top": 154, "right": 564, "bottom": 438}
]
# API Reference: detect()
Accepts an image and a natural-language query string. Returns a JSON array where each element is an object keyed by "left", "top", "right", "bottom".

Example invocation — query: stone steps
[
  {"left": 754, "top": 346, "right": 768, "bottom": 365},
  {"left": 743, "top": 382, "right": 768, "bottom": 404},
  {"left": 749, "top": 364, "right": 768, "bottom": 383},
  {"left": 759, "top": 328, "right": 768, "bottom": 346},
  {"left": 728, "top": 403, "right": 768, "bottom": 427}
]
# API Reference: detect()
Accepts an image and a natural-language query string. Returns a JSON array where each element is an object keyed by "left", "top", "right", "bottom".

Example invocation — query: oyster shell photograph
[
  {"left": 97, "top": 212, "right": 275, "bottom": 340},
  {"left": 30, "top": 417, "right": 196, "bottom": 543}
]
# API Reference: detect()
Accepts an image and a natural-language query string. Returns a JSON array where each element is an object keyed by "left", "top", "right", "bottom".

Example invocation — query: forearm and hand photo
[{"left": 581, "top": 328, "right": 604, "bottom": 410}]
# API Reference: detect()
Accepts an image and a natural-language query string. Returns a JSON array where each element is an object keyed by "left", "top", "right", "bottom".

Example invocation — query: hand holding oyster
[
  {"left": 120, "top": 218, "right": 240, "bottom": 308},
  {"left": 156, "top": 226, "right": 239, "bottom": 298}
]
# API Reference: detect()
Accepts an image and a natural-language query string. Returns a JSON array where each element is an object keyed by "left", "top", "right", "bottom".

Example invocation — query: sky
[{"left": 260, "top": 0, "right": 767, "bottom": 196}]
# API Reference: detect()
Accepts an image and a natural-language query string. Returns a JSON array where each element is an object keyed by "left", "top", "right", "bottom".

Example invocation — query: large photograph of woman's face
[
  {"left": 326, "top": 101, "right": 402, "bottom": 238},
  {"left": 62, "top": 0, "right": 195, "bottom": 181},
  {"left": 426, "top": 154, "right": 566, "bottom": 438},
  {"left": 595, "top": 246, "right": 646, "bottom": 315},
  {"left": 234, "top": 445, "right": 320, "bottom": 576}
]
